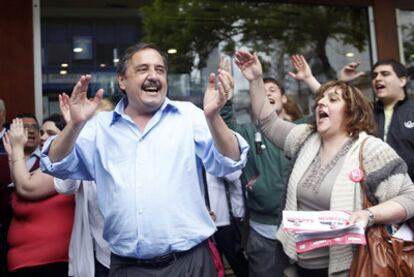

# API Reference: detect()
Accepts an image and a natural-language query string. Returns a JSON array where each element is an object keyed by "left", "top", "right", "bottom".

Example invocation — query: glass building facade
[{"left": 39, "top": 1, "right": 412, "bottom": 123}]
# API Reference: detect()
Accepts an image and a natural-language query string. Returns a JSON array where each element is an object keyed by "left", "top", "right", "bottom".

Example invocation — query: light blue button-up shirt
[{"left": 41, "top": 98, "right": 248, "bottom": 259}]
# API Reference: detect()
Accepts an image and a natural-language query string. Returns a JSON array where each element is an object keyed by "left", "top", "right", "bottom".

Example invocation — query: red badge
[{"left": 349, "top": 168, "right": 364, "bottom": 182}]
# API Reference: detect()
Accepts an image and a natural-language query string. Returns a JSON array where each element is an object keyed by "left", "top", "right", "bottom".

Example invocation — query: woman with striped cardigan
[{"left": 234, "top": 50, "right": 414, "bottom": 277}]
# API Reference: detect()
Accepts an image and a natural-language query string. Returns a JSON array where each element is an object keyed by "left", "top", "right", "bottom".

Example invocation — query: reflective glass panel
[
  {"left": 41, "top": 1, "right": 372, "bottom": 120},
  {"left": 399, "top": 9, "right": 414, "bottom": 98}
]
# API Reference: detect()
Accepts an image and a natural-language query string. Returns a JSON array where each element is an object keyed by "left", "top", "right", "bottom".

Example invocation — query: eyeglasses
[{"left": 23, "top": 124, "right": 39, "bottom": 130}]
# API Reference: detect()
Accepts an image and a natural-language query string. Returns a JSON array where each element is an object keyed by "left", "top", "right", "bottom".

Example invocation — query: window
[
  {"left": 398, "top": 9, "right": 414, "bottom": 98},
  {"left": 41, "top": 1, "right": 372, "bottom": 119}
]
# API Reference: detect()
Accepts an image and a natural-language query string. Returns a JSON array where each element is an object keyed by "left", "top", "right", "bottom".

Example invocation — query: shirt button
[
  {"left": 138, "top": 209, "right": 144, "bottom": 214},
  {"left": 137, "top": 184, "right": 142, "bottom": 188}
]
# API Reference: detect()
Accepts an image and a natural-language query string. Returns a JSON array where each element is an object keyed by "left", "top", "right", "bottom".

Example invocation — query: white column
[{"left": 33, "top": 0, "right": 43, "bottom": 122}]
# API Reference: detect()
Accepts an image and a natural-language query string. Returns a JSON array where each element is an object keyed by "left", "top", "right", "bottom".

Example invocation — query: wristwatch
[{"left": 364, "top": 208, "right": 376, "bottom": 227}]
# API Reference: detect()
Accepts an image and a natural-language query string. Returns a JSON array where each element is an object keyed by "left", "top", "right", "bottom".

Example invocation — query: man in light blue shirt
[{"left": 41, "top": 43, "right": 248, "bottom": 276}]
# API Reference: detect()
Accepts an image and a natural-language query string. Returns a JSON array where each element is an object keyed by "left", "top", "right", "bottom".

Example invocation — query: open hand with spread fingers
[
  {"left": 7, "top": 118, "right": 28, "bottom": 149},
  {"left": 338, "top": 62, "right": 366, "bottom": 82},
  {"left": 234, "top": 50, "right": 263, "bottom": 82},
  {"left": 69, "top": 75, "right": 104, "bottom": 125},
  {"left": 203, "top": 69, "right": 234, "bottom": 118},
  {"left": 288, "top": 54, "right": 313, "bottom": 81}
]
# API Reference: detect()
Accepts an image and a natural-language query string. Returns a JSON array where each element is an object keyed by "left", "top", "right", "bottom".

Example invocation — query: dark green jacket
[{"left": 221, "top": 101, "right": 288, "bottom": 225}]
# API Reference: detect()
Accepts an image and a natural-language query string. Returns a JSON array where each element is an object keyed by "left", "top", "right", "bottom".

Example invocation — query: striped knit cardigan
[{"left": 271, "top": 124, "right": 413, "bottom": 277}]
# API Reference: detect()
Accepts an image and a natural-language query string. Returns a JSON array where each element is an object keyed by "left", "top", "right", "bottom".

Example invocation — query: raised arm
[
  {"left": 203, "top": 69, "right": 240, "bottom": 161},
  {"left": 288, "top": 54, "right": 321, "bottom": 93},
  {"left": 235, "top": 50, "right": 295, "bottom": 150},
  {"left": 48, "top": 75, "right": 103, "bottom": 162},
  {"left": 218, "top": 57, "right": 237, "bottom": 128},
  {"left": 234, "top": 50, "right": 273, "bottom": 120},
  {"left": 6, "top": 118, "right": 56, "bottom": 200}
]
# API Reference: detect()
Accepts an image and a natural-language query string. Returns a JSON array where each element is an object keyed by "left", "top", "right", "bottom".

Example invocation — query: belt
[{"left": 111, "top": 241, "right": 206, "bottom": 269}]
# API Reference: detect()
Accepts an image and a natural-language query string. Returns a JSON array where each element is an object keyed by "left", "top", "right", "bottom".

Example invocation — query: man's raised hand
[
  {"left": 338, "top": 62, "right": 366, "bottom": 83},
  {"left": 203, "top": 69, "right": 233, "bottom": 119},
  {"left": 69, "top": 75, "right": 104, "bottom": 124}
]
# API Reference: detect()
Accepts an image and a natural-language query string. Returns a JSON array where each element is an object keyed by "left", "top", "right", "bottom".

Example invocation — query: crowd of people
[{"left": 0, "top": 42, "right": 413, "bottom": 277}]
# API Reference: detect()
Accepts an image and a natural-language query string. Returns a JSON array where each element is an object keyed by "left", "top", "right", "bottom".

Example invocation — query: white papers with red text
[{"left": 282, "top": 210, "right": 366, "bottom": 253}]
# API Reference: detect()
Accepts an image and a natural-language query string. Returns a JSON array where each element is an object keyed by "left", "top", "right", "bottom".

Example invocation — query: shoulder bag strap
[
  {"left": 201, "top": 167, "right": 210, "bottom": 210},
  {"left": 222, "top": 178, "right": 237, "bottom": 221}
]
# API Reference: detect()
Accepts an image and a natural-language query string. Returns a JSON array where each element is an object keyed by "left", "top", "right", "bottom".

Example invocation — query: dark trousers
[
  {"left": 245, "top": 228, "right": 289, "bottom": 277},
  {"left": 214, "top": 224, "right": 248, "bottom": 277},
  {"left": 0, "top": 219, "right": 10, "bottom": 277},
  {"left": 9, "top": 262, "right": 68, "bottom": 277},
  {"left": 95, "top": 258, "right": 109, "bottom": 277},
  {"left": 109, "top": 241, "right": 217, "bottom": 277},
  {"left": 297, "top": 265, "right": 328, "bottom": 277}
]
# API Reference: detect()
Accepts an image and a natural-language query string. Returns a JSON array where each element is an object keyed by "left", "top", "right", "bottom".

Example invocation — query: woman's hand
[
  {"left": 348, "top": 210, "right": 370, "bottom": 228},
  {"left": 288, "top": 54, "right": 321, "bottom": 93},
  {"left": 234, "top": 50, "right": 263, "bottom": 82},
  {"left": 8, "top": 118, "right": 28, "bottom": 149},
  {"left": 288, "top": 54, "right": 313, "bottom": 81}
]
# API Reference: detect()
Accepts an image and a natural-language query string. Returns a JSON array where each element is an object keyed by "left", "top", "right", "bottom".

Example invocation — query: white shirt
[
  {"left": 54, "top": 179, "right": 110, "bottom": 277},
  {"left": 207, "top": 170, "right": 245, "bottom": 227},
  {"left": 42, "top": 98, "right": 249, "bottom": 259},
  {"left": 26, "top": 147, "right": 41, "bottom": 170}
]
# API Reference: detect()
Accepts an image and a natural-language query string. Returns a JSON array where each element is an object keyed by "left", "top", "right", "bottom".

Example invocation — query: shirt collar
[{"left": 111, "top": 97, "right": 179, "bottom": 125}]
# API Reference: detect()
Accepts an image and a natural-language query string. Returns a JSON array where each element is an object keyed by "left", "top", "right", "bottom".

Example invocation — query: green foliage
[{"left": 140, "top": 1, "right": 369, "bottom": 78}]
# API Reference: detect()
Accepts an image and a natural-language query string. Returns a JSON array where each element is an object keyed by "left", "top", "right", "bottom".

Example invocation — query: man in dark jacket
[{"left": 371, "top": 59, "right": 414, "bottom": 181}]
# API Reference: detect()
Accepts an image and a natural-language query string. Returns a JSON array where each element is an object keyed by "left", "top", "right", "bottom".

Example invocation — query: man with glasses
[{"left": 15, "top": 113, "right": 41, "bottom": 168}]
